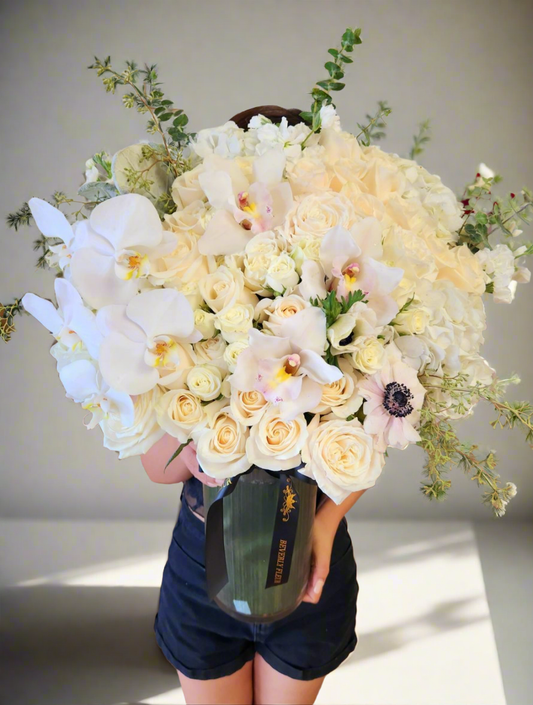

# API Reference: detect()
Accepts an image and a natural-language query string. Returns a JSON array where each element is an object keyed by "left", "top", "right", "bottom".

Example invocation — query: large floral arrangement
[{"left": 5, "top": 28, "right": 533, "bottom": 515}]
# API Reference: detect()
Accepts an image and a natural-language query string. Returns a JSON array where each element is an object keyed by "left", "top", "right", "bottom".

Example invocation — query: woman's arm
[
  {"left": 140, "top": 433, "right": 194, "bottom": 484},
  {"left": 302, "top": 488, "right": 368, "bottom": 604}
]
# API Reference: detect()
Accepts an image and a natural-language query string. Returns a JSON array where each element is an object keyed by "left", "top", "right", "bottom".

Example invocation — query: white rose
[
  {"left": 230, "top": 387, "right": 269, "bottom": 426},
  {"left": 246, "top": 408, "right": 308, "bottom": 471},
  {"left": 351, "top": 336, "right": 387, "bottom": 374},
  {"left": 243, "top": 232, "right": 281, "bottom": 293},
  {"left": 287, "top": 155, "right": 331, "bottom": 196},
  {"left": 150, "top": 229, "right": 211, "bottom": 287},
  {"left": 194, "top": 309, "right": 217, "bottom": 339},
  {"left": 171, "top": 163, "right": 206, "bottom": 208},
  {"left": 215, "top": 303, "right": 254, "bottom": 343},
  {"left": 186, "top": 363, "right": 223, "bottom": 401},
  {"left": 283, "top": 192, "right": 357, "bottom": 245},
  {"left": 100, "top": 387, "right": 165, "bottom": 459},
  {"left": 265, "top": 253, "right": 299, "bottom": 293},
  {"left": 255, "top": 294, "right": 309, "bottom": 335},
  {"left": 312, "top": 359, "right": 363, "bottom": 418},
  {"left": 223, "top": 340, "right": 249, "bottom": 372},
  {"left": 199, "top": 265, "right": 257, "bottom": 313},
  {"left": 393, "top": 306, "right": 430, "bottom": 335},
  {"left": 193, "top": 335, "right": 228, "bottom": 364},
  {"left": 301, "top": 416, "right": 385, "bottom": 504},
  {"left": 156, "top": 389, "right": 207, "bottom": 442},
  {"left": 196, "top": 407, "right": 251, "bottom": 478}
]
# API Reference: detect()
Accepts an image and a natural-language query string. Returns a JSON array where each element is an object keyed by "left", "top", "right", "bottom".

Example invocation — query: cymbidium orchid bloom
[
  {"left": 96, "top": 288, "right": 201, "bottom": 395},
  {"left": 197, "top": 150, "right": 294, "bottom": 255},
  {"left": 230, "top": 307, "right": 342, "bottom": 419},
  {"left": 22, "top": 278, "right": 102, "bottom": 359},
  {"left": 58, "top": 358, "right": 134, "bottom": 429},
  {"left": 68, "top": 194, "right": 165, "bottom": 309},
  {"left": 299, "top": 221, "right": 404, "bottom": 326},
  {"left": 357, "top": 343, "right": 426, "bottom": 452}
]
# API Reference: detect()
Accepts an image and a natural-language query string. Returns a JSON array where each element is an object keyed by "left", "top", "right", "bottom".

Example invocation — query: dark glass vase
[{"left": 203, "top": 466, "right": 317, "bottom": 624}]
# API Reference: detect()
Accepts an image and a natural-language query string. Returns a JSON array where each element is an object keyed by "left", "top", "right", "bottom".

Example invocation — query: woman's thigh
[
  {"left": 253, "top": 652, "right": 325, "bottom": 705},
  {"left": 177, "top": 658, "right": 254, "bottom": 705}
]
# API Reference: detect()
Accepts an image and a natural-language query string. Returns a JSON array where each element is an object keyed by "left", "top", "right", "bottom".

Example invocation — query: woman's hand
[
  {"left": 185, "top": 442, "right": 224, "bottom": 488},
  {"left": 301, "top": 509, "right": 339, "bottom": 604}
]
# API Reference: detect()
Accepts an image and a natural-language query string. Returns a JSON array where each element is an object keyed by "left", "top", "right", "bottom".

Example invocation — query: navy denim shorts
[{"left": 154, "top": 493, "right": 359, "bottom": 681}]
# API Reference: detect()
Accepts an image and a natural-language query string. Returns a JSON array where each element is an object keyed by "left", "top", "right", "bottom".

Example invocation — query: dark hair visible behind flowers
[{"left": 230, "top": 106, "right": 304, "bottom": 129}]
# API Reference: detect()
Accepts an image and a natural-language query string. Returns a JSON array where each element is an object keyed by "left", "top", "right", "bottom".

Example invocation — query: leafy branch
[
  {"left": 301, "top": 27, "right": 362, "bottom": 133},
  {"left": 356, "top": 100, "right": 392, "bottom": 147},
  {"left": 309, "top": 289, "right": 366, "bottom": 329},
  {"left": 0, "top": 298, "right": 25, "bottom": 342},
  {"left": 409, "top": 119, "right": 431, "bottom": 160},
  {"left": 6, "top": 203, "right": 32, "bottom": 231}
]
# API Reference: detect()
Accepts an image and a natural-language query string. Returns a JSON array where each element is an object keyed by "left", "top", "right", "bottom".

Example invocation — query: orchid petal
[
  {"left": 299, "top": 350, "right": 343, "bottom": 384},
  {"left": 298, "top": 260, "right": 327, "bottom": 301},
  {"left": 54, "top": 278, "right": 83, "bottom": 322},
  {"left": 28, "top": 198, "right": 74, "bottom": 246},
  {"left": 59, "top": 360, "right": 98, "bottom": 402},
  {"left": 350, "top": 218, "right": 383, "bottom": 259},
  {"left": 229, "top": 349, "right": 258, "bottom": 391},
  {"left": 96, "top": 305, "right": 145, "bottom": 342},
  {"left": 89, "top": 193, "right": 163, "bottom": 251},
  {"left": 270, "top": 182, "right": 294, "bottom": 227},
  {"left": 320, "top": 225, "right": 361, "bottom": 275},
  {"left": 253, "top": 148, "right": 286, "bottom": 186},
  {"left": 70, "top": 219, "right": 113, "bottom": 255},
  {"left": 367, "top": 294, "right": 400, "bottom": 327},
  {"left": 248, "top": 328, "right": 292, "bottom": 360},
  {"left": 126, "top": 288, "right": 194, "bottom": 341},
  {"left": 21, "top": 293, "right": 63, "bottom": 335},
  {"left": 67, "top": 306, "right": 103, "bottom": 359},
  {"left": 202, "top": 155, "right": 249, "bottom": 196},
  {"left": 104, "top": 387, "right": 136, "bottom": 427},
  {"left": 70, "top": 247, "right": 141, "bottom": 309},
  {"left": 99, "top": 331, "right": 158, "bottom": 395},
  {"left": 198, "top": 210, "right": 253, "bottom": 256},
  {"left": 198, "top": 169, "right": 235, "bottom": 210},
  {"left": 361, "top": 257, "right": 404, "bottom": 295},
  {"left": 279, "top": 307, "right": 327, "bottom": 355},
  {"left": 279, "top": 378, "right": 323, "bottom": 420}
]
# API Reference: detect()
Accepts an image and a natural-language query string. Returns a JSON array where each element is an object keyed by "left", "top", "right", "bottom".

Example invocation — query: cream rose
[
  {"left": 351, "top": 336, "right": 387, "bottom": 374},
  {"left": 312, "top": 359, "right": 363, "bottom": 418},
  {"left": 246, "top": 409, "right": 308, "bottom": 471},
  {"left": 254, "top": 294, "right": 309, "bottom": 335},
  {"left": 301, "top": 416, "right": 385, "bottom": 504},
  {"left": 171, "top": 163, "right": 206, "bottom": 208},
  {"left": 215, "top": 303, "right": 254, "bottom": 343},
  {"left": 230, "top": 387, "right": 269, "bottom": 426},
  {"left": 100, "top": 387, "right": 165, "bottom": 459},
  {"left": 265, "top": 253, "right": 299, "bottom": 293},
  {"left": 283, "top": 192, "right": 357, "bottom": 245},
  {"left": 156, "top": 389, "right": 207, "bottom": 442},
  {"left": 287, "top": 155, "right": 331, "bottom": 196},
  {"left": 186, "top": 363, "right": 223, "bottom": 401},
  {"left": 196, "top": 407, "right": 251, "bottom": 478},
  {"left": 193, "top": 335, "right": 228, "bottom": 364},
  {"left": 194, "top": 309, "right": 217, "bottom": 339},
  {"left": 199, "top": 265, "right": 257, "bottom": 313},
  {"left": 223, "top": 340, "right": 249, "bottom": 372},
  {"left": 433, "top": 243, "right": 487, "bottom": 295},
  {"left": 393, "top": 306, "right": 430, "bottom": 335},
  {"left": 243, "top": 232, "right": 281, "bottom": 293},
  {"left": 150, "top": 230, "right": 211, "bottom": 287}
]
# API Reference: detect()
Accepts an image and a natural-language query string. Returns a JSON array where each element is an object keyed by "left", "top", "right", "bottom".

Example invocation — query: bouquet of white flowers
[{"left": 5, "top": 27, "right": 533, "bottom": 621}]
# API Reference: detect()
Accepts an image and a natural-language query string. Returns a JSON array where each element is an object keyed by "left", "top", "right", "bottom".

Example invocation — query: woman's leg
[
  {"left": 177, "top": 659, "right": 254, "bottom": 705},
  {"left": 252, "top": 653, "right": 325, "bottom": 705}
]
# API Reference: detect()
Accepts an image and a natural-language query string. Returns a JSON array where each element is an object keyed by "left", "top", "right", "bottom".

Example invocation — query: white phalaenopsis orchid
[
  {"left": 68, "top": 193, "right": 165, "bottom": 309},
  {"left": 230, "top": 307, "right": 342, "bottom": 419},
  {"left": 197, "top": 150, "right": 294, "bottom": 255},
  {"left": 22, "top": 278, "right": 102, "bottom": 358},
  {"left": 58, "top": 358, "right": 134, "bottom": 429},
  {"left": 97, "top": 288, "right": 201, "bottom": 395},
  {"left": 299, "top": 221, "right": 404, "bottom": 326}
]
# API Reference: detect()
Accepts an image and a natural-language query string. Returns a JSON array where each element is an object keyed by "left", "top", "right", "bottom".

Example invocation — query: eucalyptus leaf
[{"left": 77, "top": 180, "right": 119, "bottom": 201}]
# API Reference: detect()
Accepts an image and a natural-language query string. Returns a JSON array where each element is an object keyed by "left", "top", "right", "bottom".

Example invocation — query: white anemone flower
[
  {"left": 197, "top": 150, "right": 294, "bottom": 256},
  {"left": 230, "top": 307, "right": 342, "bottom": 419},
  {"left": 22, "top": 278, "right": 102, "bottom": 359},
  {"left": 97, "top": 288, "right": 201, "bottom": 395},
  {"left": 59, "top": 359, "right": 134, "bottom": 429},
  {"left": 299, "top": 221, "right": 404, "bottom": 326}
]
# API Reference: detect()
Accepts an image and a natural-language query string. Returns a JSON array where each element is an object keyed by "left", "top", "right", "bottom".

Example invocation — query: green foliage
[
  {"left": 356, "top": 100, "right": 392, "bottom": 147},
  {"left": 417, "top": 370, "right": 532, "bottom": 515},
  {"left": 88, "top": 56, "right": 193, "bottom": 178},
  {"left": 309, "top": 289, "right": 366, "bottom": 329},
  {"left": 0, "top": 298, "right": 25, "bottom": 342},
  {"left": 6, "top": 203, "right": 32, "bottom": 231},
  {"left": 301, "top": 27, "right": 362, "bottom": 133},
  {"left": 409, "top": 119, "right": 431, "bottom": 160},
  {"left": 165, "top": 438, "right": 192, "bottom": 471}
]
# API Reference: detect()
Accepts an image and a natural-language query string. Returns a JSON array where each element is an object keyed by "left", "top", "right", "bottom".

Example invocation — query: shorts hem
[
  {"left": 256, "top": 633, "right": 357, "bottom": 681},
  {"left": 155, "top": 626, "right": 256, "bottom": 681}
]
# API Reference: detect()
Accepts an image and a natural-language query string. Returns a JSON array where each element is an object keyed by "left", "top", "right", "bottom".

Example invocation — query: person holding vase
[{"left": 141, "top": 432, "right": 368, "bottom": 705}]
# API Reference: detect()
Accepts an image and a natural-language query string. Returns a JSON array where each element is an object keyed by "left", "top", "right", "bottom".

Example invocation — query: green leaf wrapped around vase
[{"left": 203, "top": 466, "right": 317, "bottom": 623}]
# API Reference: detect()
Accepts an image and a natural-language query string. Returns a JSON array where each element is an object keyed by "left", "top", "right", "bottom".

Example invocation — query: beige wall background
[{"left": 1, "top": 0, "right": 532, "bottom": 521}]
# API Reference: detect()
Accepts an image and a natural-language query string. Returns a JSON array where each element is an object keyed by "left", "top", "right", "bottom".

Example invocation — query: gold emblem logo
[{"left": 281, "top": 479, "right": 297, "bottom": 522}]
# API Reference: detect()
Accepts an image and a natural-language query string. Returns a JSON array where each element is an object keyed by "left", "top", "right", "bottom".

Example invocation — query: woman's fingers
[{"left": 301, "top": 532, "right": 333, "bottom": 604}]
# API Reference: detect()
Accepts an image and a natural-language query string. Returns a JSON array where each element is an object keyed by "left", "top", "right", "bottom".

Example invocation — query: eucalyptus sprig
[
  {"left": 0, "top": 298, "right": 25, "bottom": 342},
  {"left": 356, "top": 100, "right": 392, "bottom": 147},
  {"left": 409, "top": 118, "right": 431, "bottom": 160},
  {"left": 88, "top": 57, "right": 193, "bottom": 178},
  {"left": 301, "top": 27, "right": 362, "bottom": 133}
]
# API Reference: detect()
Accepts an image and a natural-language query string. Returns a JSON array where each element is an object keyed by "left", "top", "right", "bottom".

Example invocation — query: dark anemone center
[{"left": 383, "top": 381, "right": 414, "bottom": 418}]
